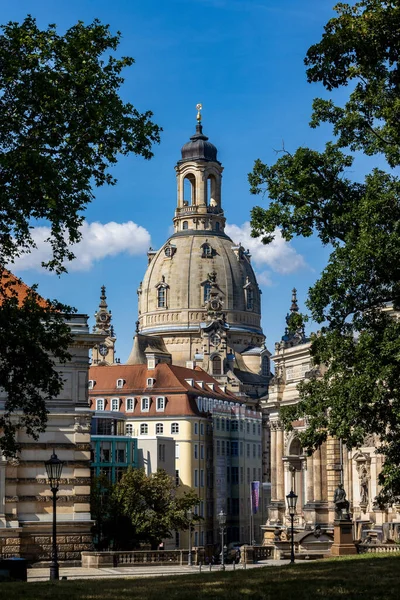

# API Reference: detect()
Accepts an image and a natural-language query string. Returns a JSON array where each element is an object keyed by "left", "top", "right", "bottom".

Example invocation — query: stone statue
[
  {"left": 359, "top": 466, "right": 369, "bottom": 505},
  {"left": 334, "top": 483, "right": 350, "bottom": 520}
]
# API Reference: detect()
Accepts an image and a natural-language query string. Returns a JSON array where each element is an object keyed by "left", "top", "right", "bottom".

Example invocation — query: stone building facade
[
  {"left": 262, "top": 290, "right": 400, "bottom": 545},
  {"left": 0, "top": 299, "right": 102, "bottom": 562}
]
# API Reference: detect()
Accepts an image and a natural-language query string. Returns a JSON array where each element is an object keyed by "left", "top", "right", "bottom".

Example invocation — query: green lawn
[{"left": 2, "top": 553, "right": 400, "bottom": 600}]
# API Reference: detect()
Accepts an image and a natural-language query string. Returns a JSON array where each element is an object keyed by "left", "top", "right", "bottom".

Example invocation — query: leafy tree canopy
[
  {"left": 0, "top": 16, "right": 160, "bottom": 456},
  {"left": 91, "top": 470, "right": 200, "bottom": 550},
  {"left": 249, "top": 0, "right": 400, "bottom": 503}
]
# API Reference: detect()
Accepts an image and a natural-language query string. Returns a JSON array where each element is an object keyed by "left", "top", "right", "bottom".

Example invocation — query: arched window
[
  {"left": 156, "top": 423, "right": 164, "bottom": 435},
  {"left": 207, "top": 175, "right": 217, "bottom": 206},
  {"left": 203, "top": 282, "right": 211, "bottom": 303},
  {"left": 140, "top": 423, "right": 148, "bottom": 435},
  {"left": 126, "top": 398, "right": 134, "bottom": 411},
  {"left": 182, "top": 221, "right": 189, "bottom": 230},
  {"left": 262, "top": 355, "right": 270, "bottom": 377},
  {"left": 171, "top": 422, "right": 179, "bottom": 434},
  {"left": 96, "top": 398, "right": 104, "bottom": 411},
  {"left": 212, "top": 355, "right": 222, "bottom": 375},
  {"left": 183, "top": 174, "right": 196, "bottom": 205},
  {"left": 158, "top": 287, "right": 166, "bottom": 308},
  {"left": 111, "top": 398, "right": 119, "bottom": 411},
  {"left": 246, "top": 287, "right": 254, "bottom": 310}
]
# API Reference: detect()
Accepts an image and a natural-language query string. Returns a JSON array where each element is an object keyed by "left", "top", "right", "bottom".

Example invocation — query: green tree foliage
[
  {"left": 0, "top": 16, "right": 160, "bottom": 456},
  {"left": 249, "top": 1, "right": 400, "bottom": 503},
  {"left": 91, "top": 469, "right": 200, "bottom": 550}
]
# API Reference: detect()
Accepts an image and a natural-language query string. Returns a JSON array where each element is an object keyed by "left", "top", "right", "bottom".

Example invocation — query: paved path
[{"left": 27, "top": 560, "right": 290, "bottom": 582}]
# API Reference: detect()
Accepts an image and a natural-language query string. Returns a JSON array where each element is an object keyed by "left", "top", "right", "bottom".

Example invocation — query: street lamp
[
  {"left": 218, "top": 509, "right": 226, "bottom": 571},
  {"left": 187, "top": 508, "right": 193, "bottom": 567},
  {"left": 45, "top": 451, "right": 64, "bottom": 580},
  {"left": 286, "top": 490, "right": 298, "bottom": 564}
]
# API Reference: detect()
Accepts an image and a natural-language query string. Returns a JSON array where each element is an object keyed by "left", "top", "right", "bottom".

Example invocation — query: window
[
  {"left": 226, "top": 420, "right": 230, "bottom": 432},
  {"left": 141, "top": 397, "right": 150, "bottom": 412},
  {"left": 147, "top": 378, "right": 156, "bottom": 387},
  {"left": 262, "top": 355, "right": 270, "bottom": 377},
  {"left": 258, "top": 444, "right": 261, "bottom": 458},
  {"left": 96, "top": 398, "right": 104, "bottom": 411},
  {"left": 232, "top": 467, "right": 239, "bottom": 484},
  {"left": 117, "top": 379, "right": 124, "bottom": 388},
  {"left": 247, "top": 443, "right": 250, "bottom": 458},
  {"left": 194, "top": 469, "right": 198, "bottom": 487},
  {"left": 247, "top": 467, "right": 250, "bottom": 484},
  {"left": 159, "top": 443, "right": 165, "bottom": 462},
  {"left": 126, "top": 398, "right": 134, "bottom": 411},
  {"left": 221, "top": 419, "right": 225, "bottom": 431},
  {"left": 231, "top": 420, "right": 238, "bottom": 431},
  {"left": 175, "top": 444, "right": 180, "bottom": 459},
  {"left": 215, "top": 222, "right": 220, "bottom": 232},
  {"left": 200, "top": 470, "right": 204, "bottom": 487},
  {"left": 175, "top": 470, "right": 180, "bottom": 486},
  {"left": 221, "top": 441, "right": 225, "bottom": 456},
  {"left": 140, "top": 423, "right": 148, "bottom": 435},
  {"left": 111, "top": 398, "right": 119, "bottom": 411},
  {"left": 217, "top": 440, "right": 220, "bottom": 456},
  {"left": 258, "top": 423, "right": 261, "bottom": 436},
  {"left": 240, "top": 466, "right": 244, "bottom": 484},
  {"left": 240, "top": 442, "right": 243, "bottom": 456},
  {"left": 202, "top": 243, "right": 212, "bottom": 258},
  {"left": 115, "top": 442, "right": 126, "bottom": 463},
  {"left": 88, "top": 380, "right": 95, "bottom": 390},
  {"left": 171, "top": 422, "right": 179, "bottom": 434},
  {"left": 247, "top": 422, "right": 250, "bottom": 434},
  {"left": 253, "top": 444, "right": 256, "bottom": 458},
  {"left": 194, "top": 444, "right": 198, "bottom": 459},
  {"left": 157, "top": 287, "right": 166, "bottom": 308},
  {"left": 253, "top": 423, "right": 256, "bottom": 435},
  {"left": 182, "top": 221, "right": 189, "bottom": 230},
  {"left": 253, "top": 467, "right": 256, "bottom": 480},
  {"left": 200, "top": 423, "right": 204, "bottom": 436},
  {"left": 100, "top": 442, "right": 111, "bottom": 463},
  {"left": 156, "top": 423, "right": 164, "bottom": 434},
  {"left": 231, "top": 441, "right": 239, "bottom": 456},
  {"left": 240, "top": 421, "right": 244, "bottom": 432},
  {"left": 126, "top": 423, "right": 133, "bottom": 436},
  {"left": 200, "top": 445, "right": 204, "bottom": 460},
  {"left": 194, "top": 531, "right": 198, "bottom": 547},
  {"left": 156, "top": 397, "right": 165, "bottom": 411},
  {"left": 212, "top": 355, "right": 222, "bottom": 375},
  {"left": 227, "top": 466, "right": 230, "bottom": 483},
  {"left": 226, "top": 441, "right": 230, "bottom": 455},
  {"left": 203, "top": 282, "right": 211, "bottom": 303},
  {"left": 246, "top": 287, "right": 254, "bottom": 310},
  {"left": 216, "top": 418, "right": 220, "bottom": 431},
  {"left": 194, "top": 422, "right": 198, "bottom": 435}
]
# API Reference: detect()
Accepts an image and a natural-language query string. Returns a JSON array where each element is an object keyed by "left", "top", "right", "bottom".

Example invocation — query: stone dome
[
  {"left": 180, "top": 123, "right": 218, "bottom": 163},
  {"left": 138, "top": 230, "right": 263, "bottom": 343}
]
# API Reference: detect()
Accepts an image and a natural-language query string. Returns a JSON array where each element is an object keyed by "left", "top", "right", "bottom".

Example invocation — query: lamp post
[
  {"left": 45, "top": 451, "right": 64, "bottom": 580},
  {"left": 187, "top": 508, "right": 193, "bottom": 567},
  {"left": 218, "top": 509, "right": 226, "bottom": 571},
  {"left": 286, "top": 490, "right": 298, "bottom": 564}
]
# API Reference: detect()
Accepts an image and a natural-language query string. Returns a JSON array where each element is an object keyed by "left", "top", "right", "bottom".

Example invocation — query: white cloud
[
  {"left": 255, "top": 270, "right": 274, "bottom": 287},
  {"left": 10, "top": 221, "right": 151, "bottom": 273},
  {"left": 225, "top": 222, "right": 306, "bottom": 275}
]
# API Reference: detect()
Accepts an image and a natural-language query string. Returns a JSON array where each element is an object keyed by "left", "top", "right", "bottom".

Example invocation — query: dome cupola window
[
  {"left": 203, "top": 281, "right": 211, "bottom": 303},
  {"left": 182, "top": 221, "right": 189, "bottom": 230},
  {"left": 243, "top": 277, "right": 254, "bottom": 311},
  {"left": 164, "top": 243, "right": 176, "bottom": 258},
  {"left": 155, "top": 276, "right": 169, "bottom": 309},
  {"left": 201, "top": 241, "right": 213, "bottom": 259}
]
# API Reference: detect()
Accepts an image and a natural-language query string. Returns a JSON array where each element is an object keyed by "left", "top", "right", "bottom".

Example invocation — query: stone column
[
  {"left": 326, "top": 437, "right": 342, "bottom": 523},
  {"left": 313, "top": 447, "right": 322, "bottom": 502},
  {"left": 306, "top": 454, "right": 314, "bottom": 503},
  {"left": 276, "top": 427, "right": 285, "bottom": 502},
  {"left": 270, "top": 425, "right": 277, "bottom": 501}
]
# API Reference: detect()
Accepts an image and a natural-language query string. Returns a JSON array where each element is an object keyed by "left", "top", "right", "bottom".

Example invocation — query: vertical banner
[{"left": 251, "top": 481, "right": 260, "bottom": 515}]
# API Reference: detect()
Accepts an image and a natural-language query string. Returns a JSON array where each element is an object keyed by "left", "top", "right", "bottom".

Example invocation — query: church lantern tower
[{"left": 92, "top": 285, "right": 117, "bottom": 365}]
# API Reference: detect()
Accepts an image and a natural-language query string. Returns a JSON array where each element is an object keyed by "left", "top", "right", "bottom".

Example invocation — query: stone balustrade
[{"left": 82, "top": 547, "right": 206, "bottom": 569}]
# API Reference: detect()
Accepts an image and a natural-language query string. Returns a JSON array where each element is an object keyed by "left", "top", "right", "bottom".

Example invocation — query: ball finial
[{"left": 196, "top": 103, "right": 202, "bottom": 122}]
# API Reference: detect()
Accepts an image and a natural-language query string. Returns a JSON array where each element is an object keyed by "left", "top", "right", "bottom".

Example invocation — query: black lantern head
[
  {"left": 286, "top": 490, "right": 298, "bottom": 516},
  {"left": 218, "top": 509, "right": 226, "bottom": 527},
  {"left": 45, "top": 452, "right": 64, "bottom": 490}
]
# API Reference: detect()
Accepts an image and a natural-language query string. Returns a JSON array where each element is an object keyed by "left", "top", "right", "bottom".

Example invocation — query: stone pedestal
[{"left": 330, "top": 520, "right": 357, "bottom": 556}]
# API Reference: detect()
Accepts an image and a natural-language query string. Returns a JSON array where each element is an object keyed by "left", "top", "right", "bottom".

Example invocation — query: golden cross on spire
[{"left": 196, "top": 103, "right": 202, "bottom": 122}]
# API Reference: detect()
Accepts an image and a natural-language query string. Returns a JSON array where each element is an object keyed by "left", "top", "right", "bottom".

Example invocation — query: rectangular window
[
  {"left": 253, "top": 444, "right": 256, "bottom": 458},
  {"left": 200, "top": 445, "right": 204, "bottom": 460},
  {"left": 232, "top": 466, "right": 239, "bottom": 484},
  {"left": 227, "top": 466, "right": 230, "bottom": 483},
  {"left": 126, "top": 398, "right": 134, "bottom": 411},
  {"left": 200, "top": 469, "right": 204, "bottom": 487},
  {"left": 226, "top": 420, "right": 230, "bottom": 432},
  {"left": 258, "top": 423, "right": 261, "bottom": 436},
  {"left": 253, "top": 423, "right": 256, "bottom": 435},
  {"left": 253, "top": 467, "right": 256, "bottom": 480},
  {"left": 200, "top": 531, "right": 204, "bottom": 546},
  {"left": 217, "top": 440, "right": 220, "bottom": 456},
  {"left": 247, "top": 422, "right": 250, "bottom": 434},
  {"left": 231, "top": 441, "right": 239, "bottom": 456},
  {"left": 100, "top": 442, "right": 111, "bottom": 463},
  {"left": 175, "top": 470, "right": 180, "bottom": 486},
  {"left": 240, "top": 466, "right": 244, "bottom": 484},
  {"left": 200, "top": 423, "right": 204, "bottom": 436},
  {"left": 175, "top": 443, "right": 180, "bottom": 459},
  {"left": 221, "top": 419, "right": 225, "bottom": 431},
  {"left": 258, "top": 444, "right": 261, "bottom": 458},
  {"left": 115, "top": 442, "right": 126, "bottom": 463},
  {"left": 111, "top": 398, "right": 119, "bottom": 411},
  {"left": 232, "top": 498, "right": 239, "bottom": 516},
  {"left": 194, "top": 444, "right": 198, "bottom": 459},
  {"left": 200, "top": 501, "right": 204, "bottom": 517},
  {"left": 226, "top": 441, "right": 230, "bottom": 456},
  {"left": 221, "top": 441, "right": 225, "bottom": 456},
  {"left": 194, "top": 422, "right": 198, "bottom": 435},
  {"left": 231, "top": 420, "right": 238, "bottom": 431},
  {"left": 247, "top": 443, "right": 250, "bottom": 458},
  {"left": 247, "top": 467, "right": 250, "bottom": 484},
  {"left": 194, "top": 531, "right": 198, "bottom": 547},
  {"left": 240, "top": 442, "right": 243, "bottom": 456},
  {"left": 194, "top": 469, "right": 198, "bottom": 487},
  {"left": 156, "top": 397, "right": 165, "bottom": 411},
  {"left": 141, "top": 397, "right": 149, "bottom": 412}
]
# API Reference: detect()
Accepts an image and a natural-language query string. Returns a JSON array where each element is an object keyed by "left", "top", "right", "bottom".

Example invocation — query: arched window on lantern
[
  {"left": 182, "top": 221, "right": 189, "bottom": 230},
  {"left": 207, "top": 174, "right": 217, "bottom": 207},
  {"left": 155, "top": 276, "right": 169, "bottom": 309},
  {"left": 183, "top": 174, "right": 196, "bottom": 205}
]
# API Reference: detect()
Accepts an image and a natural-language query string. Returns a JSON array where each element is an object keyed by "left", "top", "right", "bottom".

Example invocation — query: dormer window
[
  {"left": 185, "top": 378, "right": 194, "bottom": 387},
  {"left": 88, "top": 380, "right": 95, "bottom": 390},
  {"left": 201, "top": 242, "right": 213, "bottom": 258},
  {"left": 155, "top": 276, "right": 169, "bottom": 309},
  {"left": 147, "top": 378, "right": 156, "bottom": 387},
  {"left": 164, "top": 244, "right": 176, "bottom": 258},
  {"left": 116, "top": 379, "right": 124, "bottom": 389}
]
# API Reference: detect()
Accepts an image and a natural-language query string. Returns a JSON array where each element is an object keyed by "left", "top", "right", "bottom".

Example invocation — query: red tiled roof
[{"left": 0, "top": 270, "right": 49, "bottom": 308}]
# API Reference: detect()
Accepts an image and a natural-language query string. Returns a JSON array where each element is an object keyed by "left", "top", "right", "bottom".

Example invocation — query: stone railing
[
  {"left": 253, "top": 546, "right": 273, "bottom": 561},
  {"left": 82, "top": 548, "right": 205, "bottom": 569},
  {"left": 358, "top": 544, "right": 400, "bottom": 554}
]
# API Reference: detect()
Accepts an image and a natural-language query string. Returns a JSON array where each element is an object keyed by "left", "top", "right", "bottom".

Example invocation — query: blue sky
[{"left": 4, "top": 0, "right": 357, "bottom": 361}]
